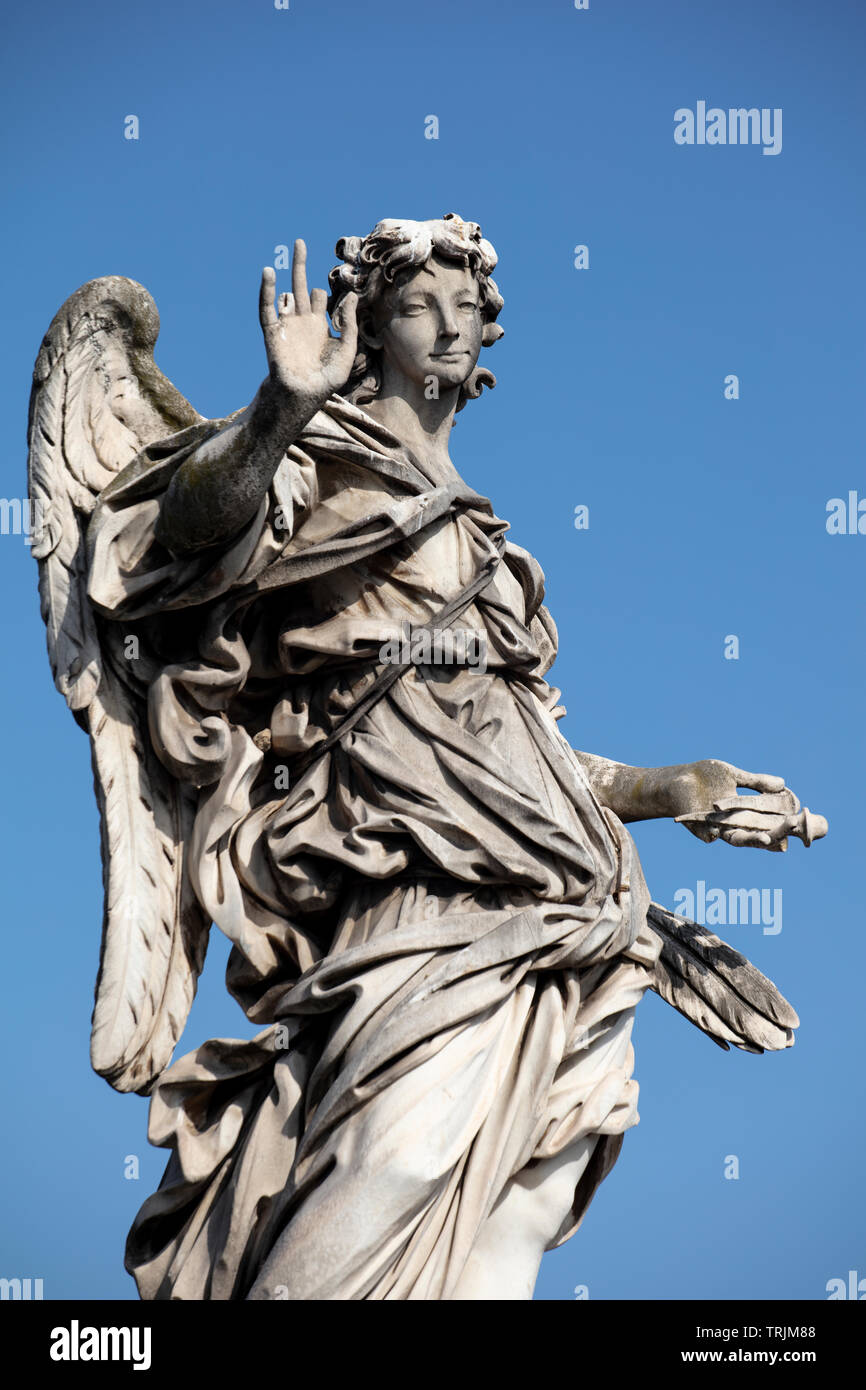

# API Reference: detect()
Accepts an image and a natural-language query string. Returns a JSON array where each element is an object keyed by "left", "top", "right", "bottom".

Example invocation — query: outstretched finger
[
  {"left": 720, "top": 827, "right": 773, "bottom": 848},
  {"left": 259, "top": 267, "right": 278, "bottom": 328},
  {"left": 728, "top": 767, "right": 786, "bottom": 794},
  {"left": 310, "top": 287, "right": 328, "bottom": 316},
  {"left": 292, "top": 239, "right": 311, "bottom": 313}
]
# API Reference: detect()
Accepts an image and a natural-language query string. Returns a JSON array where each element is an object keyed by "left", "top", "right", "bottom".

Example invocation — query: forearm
[
  {"left": 155, "top": 377, "right": 325, "bottom": 554},
  {"left": 573, "top": 752, "right": 692, "bottom": 823}
]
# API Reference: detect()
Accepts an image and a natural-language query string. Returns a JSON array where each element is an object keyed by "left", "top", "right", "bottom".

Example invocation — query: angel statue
[{"left": 28, "top": 214, "right": 827, "bottom": 1301}]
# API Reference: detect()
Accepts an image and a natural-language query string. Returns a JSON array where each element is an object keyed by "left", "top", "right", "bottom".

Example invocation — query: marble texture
[{"left": 28, "top": 215, "right": 825, "bottom": 1299}]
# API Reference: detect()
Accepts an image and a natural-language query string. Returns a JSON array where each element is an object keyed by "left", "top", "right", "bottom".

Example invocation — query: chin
[{"left": 427, "top": 365, "right": 474, "bottom": 391}]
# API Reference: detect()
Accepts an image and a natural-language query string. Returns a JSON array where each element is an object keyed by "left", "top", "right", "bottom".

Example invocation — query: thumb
[{"left": 336, "top": 292, "right": 358, "bottom": 353}]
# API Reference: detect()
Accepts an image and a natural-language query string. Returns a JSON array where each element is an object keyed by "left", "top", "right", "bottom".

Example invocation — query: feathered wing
[
  {"left": 646, "top": 901, "right": 799, "bottom": 1053},
  {"left": 28, "top": 276, "right": 211, "bottom": 1093}
]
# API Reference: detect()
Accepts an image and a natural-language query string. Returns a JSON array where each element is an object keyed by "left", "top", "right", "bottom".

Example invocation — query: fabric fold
[{"left": 82, "top": 394, "right": 661, "bottom": 1299}]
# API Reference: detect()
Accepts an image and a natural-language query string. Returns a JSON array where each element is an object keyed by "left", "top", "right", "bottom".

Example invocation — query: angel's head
[{"left": 327, "top": 213, "right": 504, "bottom": 411}]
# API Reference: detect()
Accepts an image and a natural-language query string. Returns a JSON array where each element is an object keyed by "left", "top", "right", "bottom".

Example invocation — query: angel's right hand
[{"left": 259, "top": 241, "right": 358, "bottom": 403}]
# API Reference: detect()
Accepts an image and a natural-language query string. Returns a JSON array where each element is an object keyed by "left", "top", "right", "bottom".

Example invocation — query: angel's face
[{"left": 365, "top": 255, "right": 484, "bottom": 394}]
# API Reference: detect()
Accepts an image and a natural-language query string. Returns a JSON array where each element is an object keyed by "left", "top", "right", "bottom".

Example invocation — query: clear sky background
[{"left": 1, "top": 0, "right": 863, "bottom": 1302}]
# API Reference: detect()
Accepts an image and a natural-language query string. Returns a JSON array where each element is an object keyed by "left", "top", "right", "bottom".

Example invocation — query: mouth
[{"left": 431, "top": 351, "right": 468, "bottom": 362}]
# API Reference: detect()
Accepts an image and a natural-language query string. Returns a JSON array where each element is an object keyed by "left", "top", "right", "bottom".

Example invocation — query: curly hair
[{"left": 327, "top": 213, "right": 504, "bottom": 412}]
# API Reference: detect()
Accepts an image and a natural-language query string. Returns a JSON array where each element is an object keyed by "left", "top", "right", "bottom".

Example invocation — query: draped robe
[{"left": 86, "top": 394, "right": 662, "bottom": 1300}]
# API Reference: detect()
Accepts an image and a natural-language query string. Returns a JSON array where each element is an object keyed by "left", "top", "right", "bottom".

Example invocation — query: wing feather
[
  {"left": 89, "top": 670, "right": 209, "bottom": 1093},
  {"left": 647, "top": 901, "right": 798, "bottom": 1054}
]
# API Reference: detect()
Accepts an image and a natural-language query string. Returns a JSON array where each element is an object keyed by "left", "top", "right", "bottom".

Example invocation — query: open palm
[{"left": 259, "top": 239, "right": 357, "bottom": 401}]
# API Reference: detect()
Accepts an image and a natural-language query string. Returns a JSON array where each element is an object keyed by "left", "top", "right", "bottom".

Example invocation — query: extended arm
[
  {"left": 573, "top": 752, "right": 827, "bottom": 850},
  {"left": 156, "top": 381, "right": 313, "bottom": 553},
  {"left": 572, "top": 753, "right": 701, "bottom": 823},
  {"left": 156, "top": 244, "right": 357, "bottom": 555}
]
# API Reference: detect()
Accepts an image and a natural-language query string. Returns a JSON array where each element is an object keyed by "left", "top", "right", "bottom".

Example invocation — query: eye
[
  {"left": 401, "top": 301, "right": 427, "bottom": 316},
  {"left": 458, "top": 301, "right": 479, "bottom": 312}
]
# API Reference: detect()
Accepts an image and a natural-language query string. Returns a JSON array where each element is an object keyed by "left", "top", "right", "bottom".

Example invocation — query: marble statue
[{"left": 28, "top": 214, "right": 827, "bottom": 1300}]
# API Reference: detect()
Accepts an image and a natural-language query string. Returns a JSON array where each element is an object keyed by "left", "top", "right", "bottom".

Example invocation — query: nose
[{"left": 436, "top": 305, "right": 459, "bottom": 341}]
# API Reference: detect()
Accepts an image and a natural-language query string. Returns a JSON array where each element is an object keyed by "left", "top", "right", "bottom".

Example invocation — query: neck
[{"left": 363, "top": 365, "right": 460, "bottom": 473}]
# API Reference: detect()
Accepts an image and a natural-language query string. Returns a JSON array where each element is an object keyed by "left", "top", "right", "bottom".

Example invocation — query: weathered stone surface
[{"left": 28, "top": 215, "right": 826, "bottom": 1299}]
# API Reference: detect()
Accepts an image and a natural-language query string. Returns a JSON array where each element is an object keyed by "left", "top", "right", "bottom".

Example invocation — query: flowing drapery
[{"left": 87, "top": 395, "right": 660, "bottom": 1299}]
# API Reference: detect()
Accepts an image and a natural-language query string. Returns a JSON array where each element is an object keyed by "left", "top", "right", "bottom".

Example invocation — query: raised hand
[
  {"left": 670, "top": 760, "right": 828, "bottom": 851},
  {"left": 259, "top": 240, "right": 358, "bottom": 402}
]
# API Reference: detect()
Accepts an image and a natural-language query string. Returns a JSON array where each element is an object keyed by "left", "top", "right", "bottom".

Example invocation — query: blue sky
[{"left": 1, "top": 0, "right": 863, "bottom": 1301}]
